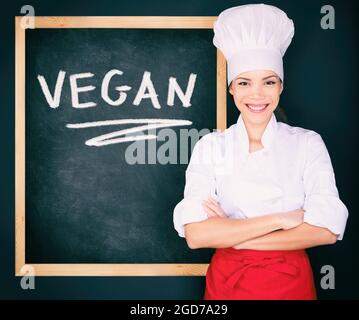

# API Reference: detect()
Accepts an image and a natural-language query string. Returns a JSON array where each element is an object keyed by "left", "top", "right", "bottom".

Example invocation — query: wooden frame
[{"left": 15, "top": 16, "right": 227, "bottom": 276}]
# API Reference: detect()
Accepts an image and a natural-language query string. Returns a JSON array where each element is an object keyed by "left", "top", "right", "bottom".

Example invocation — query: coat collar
[{"left": 235, "top": 112, "right": 278, "bottom": 155}]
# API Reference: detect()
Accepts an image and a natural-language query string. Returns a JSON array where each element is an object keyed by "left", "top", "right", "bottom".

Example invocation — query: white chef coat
[{"left": 173, "top": 113, "right": 348, "bottom": 240}]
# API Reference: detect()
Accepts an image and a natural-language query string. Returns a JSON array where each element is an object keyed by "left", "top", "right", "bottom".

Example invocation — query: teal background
[{"left": 0, "top": 0, "right": 358, "bottom": 299}]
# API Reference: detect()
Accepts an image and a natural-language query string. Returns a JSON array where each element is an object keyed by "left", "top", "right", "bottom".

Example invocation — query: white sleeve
[
  {"left": 302, "top": 131, "right": 349, "bottom": 240},
  {"left": 173, "top": 134, "right": 217, "bottom": 238}
]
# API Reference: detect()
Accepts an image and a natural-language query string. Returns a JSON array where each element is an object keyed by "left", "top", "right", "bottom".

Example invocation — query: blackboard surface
[{"left": 25, "top": 28, "right": 216, "bottom": 263}]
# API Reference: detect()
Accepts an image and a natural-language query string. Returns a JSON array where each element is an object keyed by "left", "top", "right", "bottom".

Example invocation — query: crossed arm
[
  {"left": 184, "top": 197, "right": 337, "bottom": 250},
  {"left": 232, "top": 222, "right": 337, "bottom": 250}
]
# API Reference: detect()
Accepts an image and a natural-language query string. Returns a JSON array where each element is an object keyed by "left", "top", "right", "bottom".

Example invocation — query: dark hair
[
  {"left": 274, "top": 105, "right": 288, "bottom": 124},
  {"left": 274, "top": 78, "right": 289, "bottom": 123}
]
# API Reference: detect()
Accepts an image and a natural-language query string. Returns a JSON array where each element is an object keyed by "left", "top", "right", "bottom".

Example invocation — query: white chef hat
[{"left": 213, "top": 3, "right": 295, "bottom": 85}]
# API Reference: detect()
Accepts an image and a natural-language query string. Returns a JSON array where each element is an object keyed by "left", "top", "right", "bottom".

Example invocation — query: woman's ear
[
  {"left": 229, "top": 82, "right": 233, "bottom": 95},
  {"left": 280, "top": 82, "right": 284, "bottom": 95}
]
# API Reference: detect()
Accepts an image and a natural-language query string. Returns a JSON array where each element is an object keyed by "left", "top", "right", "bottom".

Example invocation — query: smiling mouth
[{"left": 245, "top": 104, "right": 269, "bottom": 113}]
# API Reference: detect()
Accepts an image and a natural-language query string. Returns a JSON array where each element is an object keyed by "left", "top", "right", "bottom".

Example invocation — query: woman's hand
[
  {"left": 278, "top": 209, "right": 305, "bottom": 230},
  {"left": 202, "top": 197, "right": 228, "bottom": 219}
]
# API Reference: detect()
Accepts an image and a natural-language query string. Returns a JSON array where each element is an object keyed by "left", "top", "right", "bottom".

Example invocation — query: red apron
[{"left": 204, "top": 247, "right": 317, "bottom": 300}]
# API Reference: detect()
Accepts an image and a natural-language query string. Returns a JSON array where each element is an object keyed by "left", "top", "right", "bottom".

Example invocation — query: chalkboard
[{"left": 16, "top": 17, "right": 227, "bottom": 275}]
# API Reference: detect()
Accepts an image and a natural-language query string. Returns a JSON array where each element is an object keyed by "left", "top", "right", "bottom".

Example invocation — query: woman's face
[{"left": 229, "top": 69, "right": 283, "bottom": 126}]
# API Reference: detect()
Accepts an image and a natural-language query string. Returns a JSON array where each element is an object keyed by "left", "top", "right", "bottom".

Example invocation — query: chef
[{"left": 173, "top": 3, "right": 349, "bottom": 300}]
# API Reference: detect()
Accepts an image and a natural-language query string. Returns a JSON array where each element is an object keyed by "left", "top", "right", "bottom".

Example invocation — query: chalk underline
[{"left": 66, "top": 118, "right": 193, "bottom": 146}]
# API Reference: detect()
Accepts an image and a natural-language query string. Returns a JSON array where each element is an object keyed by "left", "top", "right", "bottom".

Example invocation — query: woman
[{"left": 173, "top": 4, "right": 348, "bottom": 300}]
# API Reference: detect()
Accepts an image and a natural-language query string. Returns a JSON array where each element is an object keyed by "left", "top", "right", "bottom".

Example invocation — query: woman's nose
[{"left": 249, "top": 84, "right": 265, "bottom": 98}]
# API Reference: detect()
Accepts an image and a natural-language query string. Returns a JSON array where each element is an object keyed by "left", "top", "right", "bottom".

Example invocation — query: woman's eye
[
  {"left": 265, "top": 81, "right": 276, "bottom": 85},
  {"left": 238, "top": 82, "right": 249, "bottom": 86}
]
